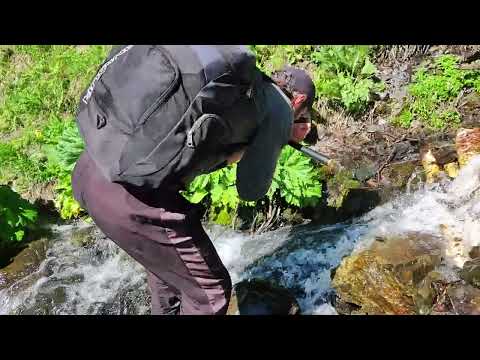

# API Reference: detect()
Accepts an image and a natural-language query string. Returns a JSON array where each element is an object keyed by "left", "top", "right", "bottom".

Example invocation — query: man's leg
[
  {"left": 147, "top": 271, "right": 181, "bottom": 315},
  {"left": 72, "top": 152, "right": 232, "bottom": 315}
]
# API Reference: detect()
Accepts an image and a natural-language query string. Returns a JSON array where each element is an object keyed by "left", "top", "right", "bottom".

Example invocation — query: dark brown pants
[{"left": 71, "top": 152, "right": 232, "bottom": 315}]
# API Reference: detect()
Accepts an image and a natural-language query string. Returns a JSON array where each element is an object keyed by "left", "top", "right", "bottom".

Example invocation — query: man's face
[{"left": 290, "top": 95, "right": 312, "bottom": 143}]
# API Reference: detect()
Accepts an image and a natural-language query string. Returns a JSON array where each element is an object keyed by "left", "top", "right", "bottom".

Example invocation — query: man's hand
[{"left": 290, "top": 122, "right": 311, "bottom": 143}]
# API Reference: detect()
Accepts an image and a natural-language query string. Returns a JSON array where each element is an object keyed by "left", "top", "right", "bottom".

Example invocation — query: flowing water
[{"left": 2, "top": 156, "right": 480, "bottom": 315}]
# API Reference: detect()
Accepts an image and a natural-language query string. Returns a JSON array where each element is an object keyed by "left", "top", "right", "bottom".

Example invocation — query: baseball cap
[
  {"left": 236, "top": 66, "right": 316, "bottom": 201},
  {"left": 282, "top": 66, "right": 316, "bottom": 110}
]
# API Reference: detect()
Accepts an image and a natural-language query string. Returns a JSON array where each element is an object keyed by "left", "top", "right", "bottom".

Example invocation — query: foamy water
[{"left": 1, "top": 156, "right": 480, "bottom": 315}]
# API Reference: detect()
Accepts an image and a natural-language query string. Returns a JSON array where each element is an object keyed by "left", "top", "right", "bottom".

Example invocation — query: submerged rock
[
  {"left": 331, "top": 233, "right": 444, "bottom": 315},
  {"left": 227, "top": 278, "right": 300, "bottom": 315},
  {"left": 70, "top": 225, "right": 97, "bottom": 248}
]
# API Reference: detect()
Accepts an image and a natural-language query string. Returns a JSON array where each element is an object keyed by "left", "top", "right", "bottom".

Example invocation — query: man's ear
[{"left": 291, "top": 93, "right": 307, "bottom": 110}]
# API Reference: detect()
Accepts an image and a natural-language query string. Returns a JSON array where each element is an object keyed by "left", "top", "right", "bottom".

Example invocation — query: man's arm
[{"left": 227, "top": 120, "right": 311, "bottom": 165}]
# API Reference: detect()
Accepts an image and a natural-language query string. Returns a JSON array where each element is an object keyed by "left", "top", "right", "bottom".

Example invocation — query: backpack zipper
[{"left": 186, "top": 114, "right": 221, "bottom": 148}]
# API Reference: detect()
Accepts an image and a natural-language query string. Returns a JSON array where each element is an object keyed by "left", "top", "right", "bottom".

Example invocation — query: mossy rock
[
  {"left": 0, "top": 237, "right": 49, "bottom": 290},
  {"left": 381, "top": 160, "right": 420, "bottom": 189},
  {"left": 304, "top": 187, "right": 381, "bottom": 226},
  {"left": 332, "top": 233, "right": 445, "bottom": 315}
]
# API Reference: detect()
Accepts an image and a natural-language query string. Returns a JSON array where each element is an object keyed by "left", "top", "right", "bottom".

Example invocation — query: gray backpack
[{"left": 76, "top": 45, "right": 261, "bottom": 189}]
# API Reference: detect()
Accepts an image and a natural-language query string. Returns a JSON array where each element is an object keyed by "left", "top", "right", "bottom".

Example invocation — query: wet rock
[
  {"left": 456, "top": 128, "right": 480, "bottom": 168},
  {"left": 447, "top": 283, "right": 480, "bottom": 315},
  {"left": 227, "top": 278, "right": 301, "bottom": 315},
  {"left": 444, "top": 162, "right": 460, "bottom": 178},
  {"left": 332, "top": 251, "right": 417, "bottom": 314},
  {"left": 460, "top": 258, "right": 480, "bottom": 288},
  {"left": 469, "top": 246, "right": 480, "bottom": 260},
  {"left": 381, "top": 160, "right": 420, "bottom": 189},
  {"left": 421, "top": 148, "right": 443, "bottom": 184},
  {"left": 428, "top": 144, "right": 458, "bottom": 166},
  {"left": 353, "top": 164, "right": 377, "bottom": 182},
  {"left": 304, "top": 187, "right": 381, "bottom": 226},
  {"left": 0, "top": 238, "right": 49, "bottom": 290},
  {"left": 331, "top": 233, "right": 444, "bottom": 315},
  {"left": 419, "top": 142, "right": 459, "bottom": 183}
]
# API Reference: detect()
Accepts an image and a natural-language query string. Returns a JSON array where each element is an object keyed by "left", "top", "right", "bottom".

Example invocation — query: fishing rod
[{"left": 288, "top": 141, "right": 331, "bottom": 165}]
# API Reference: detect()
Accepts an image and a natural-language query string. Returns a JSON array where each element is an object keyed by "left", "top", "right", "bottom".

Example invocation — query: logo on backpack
[{"left": 82, "top": 45, "right": 134, "bottom": 105}]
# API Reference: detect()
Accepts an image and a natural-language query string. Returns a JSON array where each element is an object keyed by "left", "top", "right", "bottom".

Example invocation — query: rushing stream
[{"left": 2, "top": 156, "right": 480, "bottom": 315}]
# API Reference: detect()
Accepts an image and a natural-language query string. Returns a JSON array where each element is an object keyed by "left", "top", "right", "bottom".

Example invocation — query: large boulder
[{"left": 331, "top": 233, "right": 445, "bottom": 315}]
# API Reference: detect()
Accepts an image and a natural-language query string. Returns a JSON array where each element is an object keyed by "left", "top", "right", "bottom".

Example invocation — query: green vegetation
[
  {"left": 183, "top": 146, "right": 323, "bottom": 225},
  {"left": 310, "top": 45, "right": 384, "bottom": 113},
  {"left": 0, "top": 185, "right": 38, "bottom": 246},
  {"left": 0, "top": 45, "right": 110, "bottom": 222},
  {"left": 251, "top": 45, "right": 384, "bottom": 114},
  {"left": 182, "top": 166, "right": 248, "bottom": 226},
  {"left": 393, "top": 54, "right": 480, "bottom": 129},
  {"left": 44, "top": 120, "right": 85, "bottom": 219}
]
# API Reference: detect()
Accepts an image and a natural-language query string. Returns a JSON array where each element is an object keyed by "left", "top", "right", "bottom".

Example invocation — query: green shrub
[
  {"left": 44, "top": 120, "right": 85, "bottom": 219},
  {"left": 0, "top": 185, "right": 38, "bottom": 245},
  {"left": 267, "top": 146, "right": 322, "bottom": 207},
  {"left": 250, "top": 45, "right": 315, "bottom": 74},
  {"left": 182, "top": 166, "right": 246, "bottom": 225},
  {"left": 310, "top": 45, "right": 384, "bottom": 114},
  {"left": 394, "top": 54, "right": 480, "bottom": 129},
  {"left": 251, "top": 45, "right": 383, "bottom": 114},
  {"left": 182, "top": 146, "right": 323, "bottom": 226}
]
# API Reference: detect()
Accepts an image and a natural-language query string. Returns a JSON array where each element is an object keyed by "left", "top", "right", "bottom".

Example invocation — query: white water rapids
[{"left": 1, "top": 156, "right": 480, "bottom": 315}]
